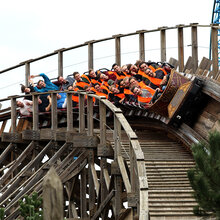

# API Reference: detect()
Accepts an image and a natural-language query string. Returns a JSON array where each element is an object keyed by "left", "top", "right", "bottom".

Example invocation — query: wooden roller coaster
[{"left": 0, "top": 24, "right": 220, "bottom": 219}]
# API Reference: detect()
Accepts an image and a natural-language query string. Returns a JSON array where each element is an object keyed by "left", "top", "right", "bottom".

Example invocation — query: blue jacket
[{"left": 33, "top": 73, "right": 59, "bottom": 92}]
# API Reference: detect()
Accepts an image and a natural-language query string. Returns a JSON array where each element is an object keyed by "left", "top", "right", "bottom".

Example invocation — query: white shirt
[{"left": 19, "top": 99, "right": 33, "bottom": 116}]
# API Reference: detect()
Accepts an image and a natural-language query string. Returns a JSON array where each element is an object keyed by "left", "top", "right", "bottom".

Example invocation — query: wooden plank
[
  {"left": 210, "top": 25, "right": 219, "bottom": 79},
  {"left": 67, "top": 93, "right": 73, "bottom": 131},
  {"left": 160, "top": 28, "right": 166, "bottom": 62},
  {"left": 183, "top": 56, "right": 193, "bottom": 73},
  {"left": 91, "top": 189, "right": 115, "bottom": 220},
  {"left": 51, "top": 93, "right": 58, "bottom": 131},
  {"left": 139, "top": 33, "right": 145, "bottom": 61},
  {"left": 177, "top": 26, "right": 184, "bottom": 71},
  {"left": 32, "top": 94, "right": 39, "bottom": 131},
  {"left": 115, "top": 36, "right": 121, "bottom": 66},
  {"left": 58, "top": 51, "right": 63, "bottom": 77},
  {"left": 103, "top": 168, "right": 111, "bottom": 191},
  {"left": 114, "top": 175, "right": 123, "bottom": 218},
  {"left": 87, "top": 96, "right": 94, "bottom": 136},
  {"left": 0, "top": 141, "right": 34, "bottom": 186},
  {"left": 25, "top": 62, "right": 30, "bottom": 87},
  {"left": 117, "top": 156, "right": 131, "bottom": 193},
  {"left": 80, "top": 168, "right": 87, "bottom": 218},
  {"left": 90, "top": 162, "right": 100, "bottom": 196},
  {"left": 62, "top": 159, "right": 87, "bottom": 183},
  {"left": 191, "top": 24, "right": 198, "bottom": 73},
  {"left": 195, "top": 57, "right": 212, "bottom": 76},
  {"left": 10, "top": 97, "right": 17, "bottom": 133},
  {"left": 88, "top": 42, "right": 94, "bottom": 70},
  {"left": 114, "top": 115, "right": 121, "bottom": 158},
  {"left": 88, "top": 150, "right": 96, "bottom": 218},
  {"left": 79, "top": 94, "right": 85, "bottom": 133},
  {"left": 99, "top": 100, "right": 106, "bottom": 146},
  {"left": 0, "top": 120, "right": 7, "bottom": 136},
  {"left": 0, "top": 141, "right": 53, "bottom": 204},
  {"left": 0, "top": 143, "right": 14, "bottom": 165}
]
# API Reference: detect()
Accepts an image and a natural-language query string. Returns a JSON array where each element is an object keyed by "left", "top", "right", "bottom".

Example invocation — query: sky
[{"left": 0, "top": 0, "right": 214, "bottom": 99}]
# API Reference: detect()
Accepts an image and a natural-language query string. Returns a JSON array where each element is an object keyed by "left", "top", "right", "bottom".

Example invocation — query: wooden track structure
[{"left": 0, "top": 24, "right": 220, "bottom": 219}]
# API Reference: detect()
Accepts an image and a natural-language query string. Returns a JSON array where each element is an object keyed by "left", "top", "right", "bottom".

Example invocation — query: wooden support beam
[
  {"left": 25, "top": 62, "right": 30, "bottom": 87},
  {"left": 58, "top": 51, "right": 63, "bottom": 77},
  {"left": 32, "top": 94, "right": 39, "bottom": 131},
  {"left": 100, "top": 158, "right": 109, "bottom": 219},
  {"left": 88, "top": 42, "right": 94, "bottom": 70},
  {"left": 210, "top": 25, "right": 219, "bottom": 79},
  {"left": 80, "top": 168, "right": 87, "bottom": 218},
  {"left": 51, "top": 93, "right": 58, "bottom": 132},
  {"left": 87, "top": 96, "right": 94, "bottom": 136},
  {"left": 91, "top": 189, "right": 115, "bottom": 220},
  {"left": 117, "top": 155, "right": 131, "bottom": 193},
  {"left": 114, "top": 175, "right": 123, "bottom": 219},
  {"left": 22, "top": 129, "right": 99, "bottom": 147},
  {"left": 114, "top": 114, "right": 121, "bottom": 158},
  {"left": 0, "top": 141, "right": 34, "bottom": 186},
  {"left": 191, "top": 24, "right": 198, "bottom": 73},
  {"left": 139, "top": 33, "right": 145, "bottom": 61},
  {"left": 177, "top": 26, "right": 184, "bottom": 71},
  {"left": 10, "top": 97, "right": 17, "bottom": 133},
  {"left": 99, "top": 99, "right": 106, "bottom": 146},
  {"left": 114, "top": 36, "right": 121, "bottom": 66},
  {"left": 88, "top": 150, "right": 96, "bottom": 218},
  {"left": 79, "top": 93, "right": 85, "bottom": 133},
  {"left": 0, "top": 143, "right": 14, "bottom": 165},
  {"left": 90, "top": 162, "right": 100, "bottom": 196},
  {"left": 67, "top": 92, "right": 73, "bottom": 131},
  {"left": 0, "top": 120, "right": 7, "bottom": 136},
  {"left": 160, "top": 28, "right": 166, "bottom": 62},
  {"left": 0, "top": 141, "right": 53, "bottom": 204}
]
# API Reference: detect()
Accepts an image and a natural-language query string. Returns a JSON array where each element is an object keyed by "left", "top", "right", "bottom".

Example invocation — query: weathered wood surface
[
  {"left": 193, "top": 97, "right": 220, "bottom": 140},
  {"left": 43, "top": 166, "right": 63, "bottom": 220}
]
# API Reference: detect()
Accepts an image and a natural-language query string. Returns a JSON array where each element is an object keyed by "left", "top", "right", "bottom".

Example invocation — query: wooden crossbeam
[
  {"left": 91, "top": 189, "right": 115, "bottom": 220},
  {"left": 0, "top": 141, "right": 34, "bottom": 186}
]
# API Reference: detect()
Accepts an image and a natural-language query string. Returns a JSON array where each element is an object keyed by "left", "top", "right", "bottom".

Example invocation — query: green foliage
[
  {"left": 0, "top": 208, "right": 4, "bottom": 220},
  {"left": 188, "top": 130, "right": 220, "bottom": 218},
  {"left": 19, "top": 192, "right": 43, "bottom": 220}
]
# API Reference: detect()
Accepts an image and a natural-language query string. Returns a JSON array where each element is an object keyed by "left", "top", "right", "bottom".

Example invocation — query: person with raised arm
[{"left": 28, "top": 73, "right": 59, "bottom": 92}]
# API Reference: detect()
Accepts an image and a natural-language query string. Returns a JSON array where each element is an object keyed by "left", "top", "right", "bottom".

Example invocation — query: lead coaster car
[{"left": 148, "top": 69, "right": 204, "bottom": 127}]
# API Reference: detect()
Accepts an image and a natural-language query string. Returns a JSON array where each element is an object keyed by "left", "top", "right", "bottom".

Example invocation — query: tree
[
  {"left": 19, "top": 192, "right": 43, "bottom": 220},
  {"left": 188, "top": 130, "right": 220, "bottom": 218}
]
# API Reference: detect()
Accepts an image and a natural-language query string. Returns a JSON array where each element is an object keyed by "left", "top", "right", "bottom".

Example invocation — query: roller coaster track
[{"left": 0, "top": 24, "right": 220, "bottom": 219}]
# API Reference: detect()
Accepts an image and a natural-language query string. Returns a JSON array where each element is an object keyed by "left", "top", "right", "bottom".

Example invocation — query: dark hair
[
  {"left": 89, "top": 69, "right": 93, "bottom": 74},
  {"left": 96, "top": 73, "right": 101, "bottom": 80},
  {"left": 138, "top": 61, "right": 148, "bottom": 68},
  {"left": 135, "top": 60, "right": 143, "bottom": 68},
  {"left": 20, "top": 84, "right": 26, "bottom": 93},
  {"left": 126, "top": 64, "right": 132, "bottom": 71},
  {"left": 117, "top": 79, "right": 123, "bottom": 86},
  {"left": 37, "top": 80, "right": 43, "bottom": 86},
  {"left": 112, "top": 63, "right": 117, "bottom": 70},
  {"left": 94, "top": 83, "right": 100, "bottom": 88},
  {"left": 73, "top": 72, "right": 79, "bottom": 77}
]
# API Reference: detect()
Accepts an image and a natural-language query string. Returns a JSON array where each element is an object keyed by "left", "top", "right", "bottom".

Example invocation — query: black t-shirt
[{"left": 38, "top": 94, "right": 50, "bottom": 112}]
